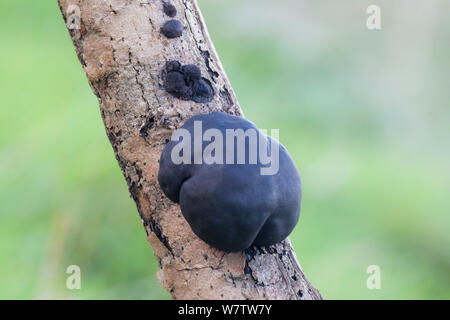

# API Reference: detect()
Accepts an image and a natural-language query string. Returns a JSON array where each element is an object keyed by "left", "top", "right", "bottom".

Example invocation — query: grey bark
[{"left": 58, "top": 0, "right": 322, "bottom": 300}]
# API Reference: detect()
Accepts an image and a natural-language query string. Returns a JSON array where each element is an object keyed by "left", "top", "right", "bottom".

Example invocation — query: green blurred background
[{"left": 0, "top": 0, "right": 449, "bottom": 299}]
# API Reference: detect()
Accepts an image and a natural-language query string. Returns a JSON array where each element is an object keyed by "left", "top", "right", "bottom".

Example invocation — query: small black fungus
[
  {"left": 166, "top": 60, "right": 181, "bottom": 72},
  {"left": 191, "top": 79, "right": 214, "bottom": 103},
  {"left": 182, "top": 64, "right": 201, "bottom": 82},
  {"left": 165, "top": 71, "right": 191, "bottom": 97},
  {"left": 161, "top": 19, "right": 183, "bottom": 38},
  {"left": 158, "top": 112, "right": 302, "bottom": 252},
  {"left": 163, "top": 2, "right": 177, "bottom": 17},
  {"left": 163, "top": 61, "right": 214, "bottom": 103}
]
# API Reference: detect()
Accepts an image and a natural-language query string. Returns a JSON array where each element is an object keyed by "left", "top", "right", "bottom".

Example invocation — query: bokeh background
[{"left": 0, "top": 0, "right": 449, "bottom": 299}]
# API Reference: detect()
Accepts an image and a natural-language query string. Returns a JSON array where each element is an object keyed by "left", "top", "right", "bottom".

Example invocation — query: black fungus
[
  {"left": 191, "top": 79, "right": 214, "bottom": 103},
  {"left": 165, "top": 60, "right": 181, "bottom": 72},
  {"left": 161, "top": 19, "right": 183, "bottom": 38},
  {"left": 163, "top": 2, "right": 177, "bottom": 17},
  {"left": 182, "top": 64, "right": 202, "bottom": 82},
  {"left": 163, "top": 61, "right": 214, "bottom": 103},
  {"left": 165, "top": 71, "right": 191, "bottom": 97},
  {"left": 158, "top": 112, "right": 302, "bottom": 252}
]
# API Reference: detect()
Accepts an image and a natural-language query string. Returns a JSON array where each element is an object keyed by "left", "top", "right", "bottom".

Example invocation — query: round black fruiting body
[
  {"left": 163, "top": 61, "right": 214, "bottom": 103},
  {"left": 161, "top": 19, "right": 183, "bottom": 38},
  {"left": 191, "top": 79, "right": 213, "bottom": 103},
  {"left": 182, "top": 64, "right": 202, "bottom": 82},
  {"left": 165, "top": 71, "right": 191, "bottom": 97},
  {"left": 165, "top": 60, "right": 181, "bottom": 72},
  {"left": 158, "top": 112, "right": 302, "bottom": 252},
  {"left": 163, "top": 2, "right": 177, "bottom": 17}
]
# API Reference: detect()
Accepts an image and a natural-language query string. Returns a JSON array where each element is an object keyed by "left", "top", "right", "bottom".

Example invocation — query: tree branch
[{"left": 58, "top": 0, "right": 322, "bottom": 300}]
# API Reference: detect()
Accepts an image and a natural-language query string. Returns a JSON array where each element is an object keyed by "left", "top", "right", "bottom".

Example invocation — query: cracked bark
[{"left": 58, "top": 0, "right": 322, "bottom": 300}]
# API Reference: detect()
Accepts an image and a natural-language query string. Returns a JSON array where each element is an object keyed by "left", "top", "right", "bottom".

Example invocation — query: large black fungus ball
[
  {"left": 161, "top": 19, "right": 183, "bottom": 38},
  {"left": 158, "top": 112, "right": 302, "bottom": 252},
  {"left": 163, "top": 61, "right": 214, "bottom": 103}
]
